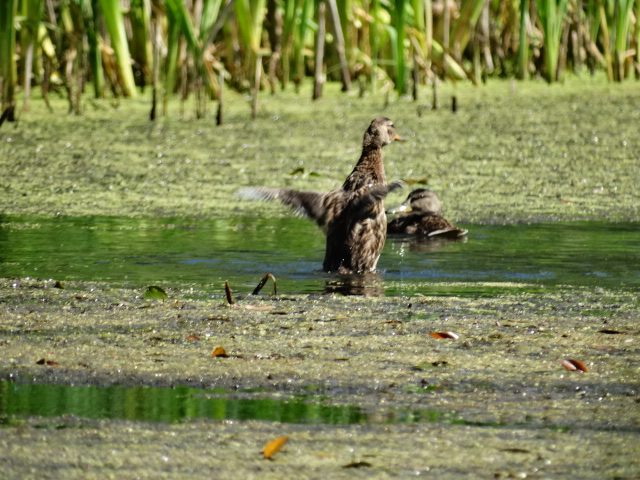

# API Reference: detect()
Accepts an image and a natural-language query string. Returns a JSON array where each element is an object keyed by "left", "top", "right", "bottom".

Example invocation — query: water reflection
[
  {"left": 0, "top": 215, "right": 638, "bottom": 296},
  {"left": 323, "top": 272, "right": 385, "bottom": 296},
  {"left": 387, "top": 234, "right": 468, "bottom": 254},
  {"left": 0, "top": 381, "right": 366, "bottom": 425}
]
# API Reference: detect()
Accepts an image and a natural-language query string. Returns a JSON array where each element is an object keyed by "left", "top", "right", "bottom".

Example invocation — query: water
[
  {"left": 0, "top": 381, "right": 452, "bottom": 425},
  {"left": 0, "top": 214, "right": 638, "bottom": 296}
]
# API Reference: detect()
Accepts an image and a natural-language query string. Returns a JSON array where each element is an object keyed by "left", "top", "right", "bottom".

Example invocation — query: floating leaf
[
  {"left": 212, "top": 346, "right": 229, "bottom": 358},
  {"left": 207, "top": 316, "right": 231, "bottom": 322},
  {"left": 561, "top": 359, "right": 589, "bottom": 372},
  {"left": 143, "top": 285, "right": 167, "bottom": 301},
  {"left": 252, "top": 273, "right": 277, "bottom": 295},
  {"left": 262, "top": 436, "right": 289, "bottom": 459},
  {"left": 342, "top": 461, "right": 373, "bottom": 468},
  {"left": 598, "top": 329, "right": 627, "bottom": 335},
  {"left": 53, "top": 281, "right": 64, "bottom": 289},
  {"left": 184, "top": 334, "right": 201, "bottom": 341},
  {"left": 501, "top": 448, "right": 531, "bottom": 453},
  {"left": 224, "top": 281, "right": 235, "bottom": 305},
  {"left": 429, "top": 331, "right": 459, "bottom": 339},
  {"left": 382, "top": 320, "right": 402, "bottom": 326},
  {"left": 403, "top": 178, "right": 428, "bottom": 185},
  {"left": 36, "top": 359, "right": 60, "bottom": 367},
  {"left": 289, "top": 167, "right": 304, "bottom": 176}
]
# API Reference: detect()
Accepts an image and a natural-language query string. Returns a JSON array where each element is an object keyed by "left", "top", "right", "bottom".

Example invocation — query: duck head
[
  {"left": 388, "top": 188, "right": 443, "bottom": 215},
  {"left": 363, "top": 117, "right": 405, "bottom": 149}
]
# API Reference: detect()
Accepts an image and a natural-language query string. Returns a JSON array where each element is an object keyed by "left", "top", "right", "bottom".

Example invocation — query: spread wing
[{"left": 238, "top": 187, "right": 327, "bottom": 224}]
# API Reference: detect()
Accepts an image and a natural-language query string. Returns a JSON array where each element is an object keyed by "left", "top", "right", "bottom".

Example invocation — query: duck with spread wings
[{"left": 241, "top": 117, "right": 404, "bottom": 273}]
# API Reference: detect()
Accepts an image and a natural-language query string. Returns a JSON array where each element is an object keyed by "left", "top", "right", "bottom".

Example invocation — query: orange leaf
[
  {"left": 561, "top": 359, "right": 589, "bottom": 372},
  {"left": 212, "top": 346, "right": 229, "bottom": 358},
  {"left": 262, "top": 436, "right": 289, "bottom": 459},
  {"left": 184, "top": 334, "right": 201, "bottom": 341},
  {"left": 429, "top": 331, "right": 459, "bottom": 339}
]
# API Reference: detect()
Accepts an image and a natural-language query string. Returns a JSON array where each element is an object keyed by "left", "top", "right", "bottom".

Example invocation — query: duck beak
[{"left": 393, "top": 134, "right": 405, "bottom": 142}]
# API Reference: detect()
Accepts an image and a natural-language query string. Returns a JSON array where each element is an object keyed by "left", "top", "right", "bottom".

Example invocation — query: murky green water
[
  {"left": 0, "top": 381, "right": 455, "bottom": 425},
  {"left": 0, "top": 215, "right": 638, "bottom": 296}
]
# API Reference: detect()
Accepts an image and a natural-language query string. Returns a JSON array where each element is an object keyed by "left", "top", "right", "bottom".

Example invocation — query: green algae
[
  {"left": 1, "top": 76, "right": 639, "bottom": 223},
  {"left": 0, "top": 278, "right": 639, "bottom": 478}
]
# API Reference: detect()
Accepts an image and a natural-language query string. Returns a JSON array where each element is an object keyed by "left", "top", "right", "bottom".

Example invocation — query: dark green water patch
[
  {"left": 0, "top": 381, "right": 366, "bottom": 425},
  {"left": 0, "top": 215, "right": 638, "bottom": 296}
]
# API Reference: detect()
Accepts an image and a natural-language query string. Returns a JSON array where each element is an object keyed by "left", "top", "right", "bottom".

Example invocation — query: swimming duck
[
  {"left": 240, "top": 117, "right": 404, "bottom": 273},
  {"left": 387, "top": 188, "right": 468, "bottom": 238}
]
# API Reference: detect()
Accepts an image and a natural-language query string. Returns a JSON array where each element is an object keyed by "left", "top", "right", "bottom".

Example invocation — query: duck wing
[
  {"left": 347, "top": 181, "right": 404, "bottom": 219},
  {"left": 418, "top": 215, "right": 468, "bottom": 238},
  {"left": 238, "top": 187, "right": 327, "bottom": 223},
  {"left": 387, "top": 213, "right": 422, "bottom": 234}
]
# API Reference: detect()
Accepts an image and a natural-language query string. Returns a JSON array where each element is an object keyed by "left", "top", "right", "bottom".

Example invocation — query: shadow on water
[
  {"left": 0, "top": 381, "right": 454, "bottom": 426},
  {"left": 0, "top": 214, "right": 638, "bottom": 296}
]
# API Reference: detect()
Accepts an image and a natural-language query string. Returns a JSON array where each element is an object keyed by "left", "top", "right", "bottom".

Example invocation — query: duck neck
[{"left": 343, "top": 145, "right": 386, "bottom": 191}]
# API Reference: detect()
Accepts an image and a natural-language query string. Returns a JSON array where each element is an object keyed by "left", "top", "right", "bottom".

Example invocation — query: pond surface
[
  {"left": 0, "top": 381, "right": 452, "bottom": 426},
  {"left": 0, "top": 381, "right": 366, "bottom": 425},
  {"left": 0, "top": 214, "right": 638, "bottom": 296}
]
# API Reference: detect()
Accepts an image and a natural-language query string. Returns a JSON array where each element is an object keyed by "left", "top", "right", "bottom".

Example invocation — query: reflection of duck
[
  {"left": 241, "top": 117, "right": 404, "bottom": 273},
  {"left": 387, "top": 188, "right": 468, "bottom": 239}
]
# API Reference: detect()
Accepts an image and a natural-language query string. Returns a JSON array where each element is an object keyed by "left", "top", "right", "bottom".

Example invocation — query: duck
[
  {"left": 387, "top": 188, "right": 468, "bottom": 238},
  {"left": 240, "top": 117, "right": 404, "bottom": 273}
]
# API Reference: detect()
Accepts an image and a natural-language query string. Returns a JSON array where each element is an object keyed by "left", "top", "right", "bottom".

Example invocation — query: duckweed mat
[{"left": 1, "top": 278, "right": 638, "bottom": 478}]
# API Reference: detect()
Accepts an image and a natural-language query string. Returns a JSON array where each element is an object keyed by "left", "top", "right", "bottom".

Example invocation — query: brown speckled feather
[
  {"left": 387, "top": 189, "right": 467, "bottom": 238},
  {"left": 239, "top": 118, "right": 404, "bottom": 273}
]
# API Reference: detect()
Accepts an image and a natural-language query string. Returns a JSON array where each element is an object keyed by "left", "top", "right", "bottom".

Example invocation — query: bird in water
[
  {"left": 387, "top": 188, "right": 468, "bottom": 238},
  {"left": 240, "top": 117, "right": 404, "bottom": 273}
]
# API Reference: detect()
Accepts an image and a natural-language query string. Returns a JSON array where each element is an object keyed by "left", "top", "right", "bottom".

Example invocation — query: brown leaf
[
  {"left": 342, "top": 461, "right": 373, "bottom": 468},
  {"left": 252, "top": 273, "right": 277, "bottom": 295},
  {"left": 382, "top": 320, "right": 402, "bottom": 326},
  {"left": 561, "top": 359, "right": 589, "bottom": 372},
  {"left": 212, "top": 346, "right": 230, "bottom": 358},
  {"left": 207, "top": 317, "right": 230, "bottom": 322},
  {"left": 262, "top": 436, "right": 289, "bottom": 459},
  {"left": 224, "top": 281, "right": 235, "bottom": 305},
  {"left": 404, "top": 178, "right": 428, "bottom": 185},
  {"left": 598, "top": 329, "right": 627, "bottom": 335},
  {"left": 36, "top": 358, "right": 59, "bottom": 367},
  {"left": 429, "top": 331, "right": 459, "bottom": 339},
  {"left": 184, "top": 334, "right": 201, "bottom": 341}
]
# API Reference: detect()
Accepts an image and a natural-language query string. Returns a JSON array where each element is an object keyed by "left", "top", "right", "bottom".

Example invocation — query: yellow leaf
[
  {"left": 212, "top": 346, "right": 229, "bottom": 357},
  {"left": 262, "top": 436, "right": 289, "bottom": 459}
]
